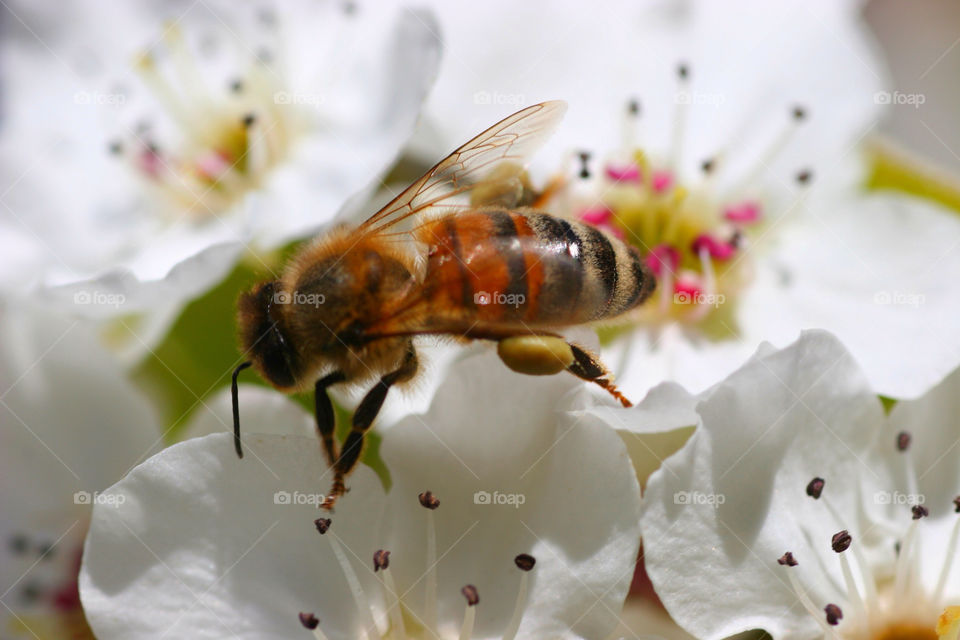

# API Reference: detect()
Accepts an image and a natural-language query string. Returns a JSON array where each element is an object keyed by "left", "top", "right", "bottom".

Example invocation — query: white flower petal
[
  {"left": 380, "top": 350, "right": 642, "bottom": 639},
  {"left": 888, "top": 365, "right": 960, "bottom": 516},
  {"left": 639, "top": 331, "right": 887, "bottom": 640},
  {"left": 80, "top": 433, "right": 388, "bottom": 640},
  {"left": 742, "top": 190, "right": 960, "bottom": 399},
  {"left": 0, "top": 300, "right": 160, "bottom": 625}
]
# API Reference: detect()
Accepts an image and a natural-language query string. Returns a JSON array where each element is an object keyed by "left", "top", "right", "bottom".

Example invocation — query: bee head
[{"left": 236, "top": 280, "right": 301, "bottom": 390}]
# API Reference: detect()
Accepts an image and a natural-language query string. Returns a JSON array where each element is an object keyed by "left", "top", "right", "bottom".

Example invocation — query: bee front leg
[
  {"left": 314, "top": 371, "right": 346, "bottom": 469},
  {"left": 496, "top": 335, "right": 632, "bottom": 408},
  {"left": 321, "top": 343, "right": 418, "bottom": 510}
]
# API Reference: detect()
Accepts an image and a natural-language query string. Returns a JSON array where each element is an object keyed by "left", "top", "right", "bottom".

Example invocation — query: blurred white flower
[
  {"left": 555, "top": 148, "right": 960, "bottom": 402},
  {"left": 373, "top": 0, "right": 960, "bottom": 401},
  {"left": 398, "top": 0, "right": 883, "bottom": 180},
  {"left": 79, "top": 350, "right": 642, "bottom": 639},
  {"left": 0, "top": 300, "right": 160, "bottom": 638},
  {"left": 636, "top": 331, "right": 960, "bottom": 640},
  {"left": 0, "top": 0, "right": 440, "bottom": 315}
]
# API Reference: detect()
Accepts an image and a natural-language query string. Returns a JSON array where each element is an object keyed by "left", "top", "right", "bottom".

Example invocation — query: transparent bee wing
[{"left": 358, "top": 101, "right": 567, "bottom": 238}]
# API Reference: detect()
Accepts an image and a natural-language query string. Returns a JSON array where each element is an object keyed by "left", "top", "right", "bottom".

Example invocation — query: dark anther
[
  {"left": 796, "top": 169, "right": 813, "bottom": 185},
  {"left": 36, "top": 541, "right": 54, "bottom": 559},
  {"left": 258, "top": 8, "right": 276, "bottom": 25},
  {"left": 19, "top": 582, "right": 42, "bottom": 605},
  {"left": 954, "top": 496, "right": 960, "bottom": 513},
  {"left": 373, "top": 549, "right": 390, "bottom": 572},
  {"left": 777, "top": 552, "right": 798, "bottom": 567},
  {"left": 577, "top": 151, "right": 591, "bottom": 179},
  {"left": 831, "top": 530, "right": 852, "bottom": 553},
  {"left": 314, "top": 518, "right": 332, "bottom": 535},
  {"left": 824, "top": 603, "right": 843, "bottom": 626},
  {"left": 806, "top": 477, "right": 825, "bottom": 499},
  {"left": 627, "top": 99, "right": 640, "bottom": 116},
  {"left": 896, "top": 431, "right": 911, "bottom": 452},
  {"left": 514, "top": 553, "right": 536, "bottom": 571},
  {"left": 229, "top": 79, "right": 244, "bottom": 93},
  {"left": 418, "top": 491, "right": 440, "bottom": 510},
  {"left": 677, "top": 63, "right": 689, "bottom": 80},
  {"left": 298, "top": 612, "right": 319, "bottom": 629},
  {"left": 701, "top": 158, "right": 715, "bottom": 174},
  {"left": 108, "top": 140, "right": 123, "bottom": 155},
  {"left": 461, "top": 584, "right": 479, "bottom": 606},
  {"left": 8, "top": 534, "right": 29, "bottom": 555},
  {"left": 911, "top": 504, "right": 929, "bottom": 520},
  {"left": 242, "top": 113, "right": 257, "bottom": 128},
  {"left": 792, "top": 105, "right": 807, "bottom": 121},
  {"left": 730, "top": 230, "right": 744, "bottom": 249}
]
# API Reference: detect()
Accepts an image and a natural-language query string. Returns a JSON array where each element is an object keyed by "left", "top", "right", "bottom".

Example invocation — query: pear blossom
[
  {"left": 0, "top": 0, "right": 440, "bottom": 315},
  {"left": 374, "top": 0, "right": 960, "bottom": 401},
  {"left": 0, "top": 300, "right": 160, "bottom": 638},
  {"left": 79, "top": 349, "right": 642, "bottom": 639},
  {"left": 637, "top": 331, "right": 960, "bottom": 640}
]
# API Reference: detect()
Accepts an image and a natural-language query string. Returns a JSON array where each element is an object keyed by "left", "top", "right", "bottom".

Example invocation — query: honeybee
[{"left": 233, "top": 101, "right": 655, "bottom": 509}]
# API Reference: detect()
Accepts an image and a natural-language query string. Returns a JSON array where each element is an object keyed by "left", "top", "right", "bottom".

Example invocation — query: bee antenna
[{"left": 232, "top": 361, "right": 253, "bottom": 458}]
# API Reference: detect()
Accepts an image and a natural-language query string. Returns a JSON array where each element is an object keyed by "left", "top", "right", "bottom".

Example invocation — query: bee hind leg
[
  {"left": 321, "top": 343, "right": 418, "bottom": 511},
  {"left": 495, "top": 335, "right": 632, "bottom": 407},
  {"left": 566, "top": 343, "right": 632, "bottom": 408}
]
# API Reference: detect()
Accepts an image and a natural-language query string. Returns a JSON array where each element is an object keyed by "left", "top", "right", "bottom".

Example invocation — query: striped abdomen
[{"left": 415, "top": 208, "right": 654, "bottom": 331}]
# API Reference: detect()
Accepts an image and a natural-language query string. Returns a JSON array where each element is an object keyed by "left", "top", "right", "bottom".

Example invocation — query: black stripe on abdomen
[
  {"left": 574, "top": 222, "right": 619, "bottom": 318},
  {"left": 524, "top": 213, "right": 585, "bottom": 323},
  {"left": 484, "top": 210, "right": 529, "bottom": 315},
  {"left": 443, "top": 216, "right": 474, "bottom": 308}
]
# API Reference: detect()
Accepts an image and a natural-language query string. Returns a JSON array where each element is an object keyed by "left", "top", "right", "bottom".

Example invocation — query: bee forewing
[{"left": 359, "top": 101, "right": 567, "bottom": 238}]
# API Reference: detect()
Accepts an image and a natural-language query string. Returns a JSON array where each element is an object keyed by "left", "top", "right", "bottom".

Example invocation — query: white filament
[{"left": 501, "top": 571, "right": 530, "bottom": 640}]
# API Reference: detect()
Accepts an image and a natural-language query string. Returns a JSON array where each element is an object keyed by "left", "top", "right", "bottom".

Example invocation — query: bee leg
[
  {"left": 566, "top": 344, "right": 633, "bottom": 408},
  {"left": 321, "top": 343, "right": 418, "bottom": 510},
  {"left": 314, "top": 371, "right": 346, "bottom": 469}
]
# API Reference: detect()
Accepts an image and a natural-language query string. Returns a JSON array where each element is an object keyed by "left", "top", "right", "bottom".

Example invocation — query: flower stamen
[
  {"left": 373, "top": 549, "right": 405, "bottom": 639},
  {"left": 780, "top": 553, "right": 840, "bottom": 639},
  {"left": 730, "top": 105, "right": 807, "bottom": 198},
  {"left": 314, "top": 518, "right": 383, "bottom": 640},
  {"left": 459, "top": 585, "right": 479, "bottom": 640},
  {"left": 502, "top": 554, "right": 536, "bottom": 640},
  {"left": 419, "top": 490, "right": 440, "bottom": 635},
  {"left": 934, "top": 499, "right": 960, "bottom": 603}
]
